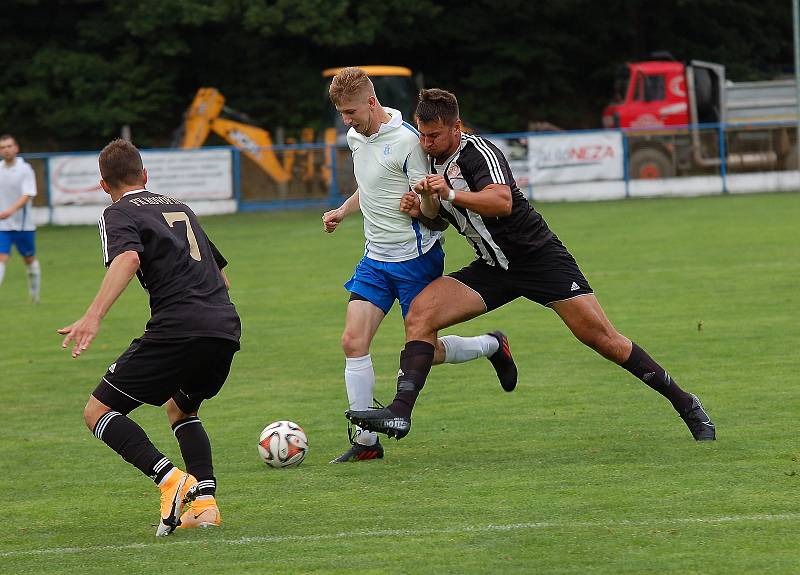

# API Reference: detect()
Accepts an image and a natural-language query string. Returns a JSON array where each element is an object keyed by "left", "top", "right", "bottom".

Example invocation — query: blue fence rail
[{"left": 21, "top": 120, "right": 799, "bottom": 224}]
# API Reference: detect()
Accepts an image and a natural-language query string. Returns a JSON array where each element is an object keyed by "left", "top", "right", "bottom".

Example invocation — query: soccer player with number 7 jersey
[{"left": 58, "top": 139, "right": 241, "bottom": 537}]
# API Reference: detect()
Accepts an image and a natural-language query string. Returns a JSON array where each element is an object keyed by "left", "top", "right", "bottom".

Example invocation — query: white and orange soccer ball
[{"left": 257, "top": 420, "right": 308, "bottom": 468}]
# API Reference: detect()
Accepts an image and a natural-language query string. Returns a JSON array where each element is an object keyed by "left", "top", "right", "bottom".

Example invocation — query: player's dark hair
[
  {"left": 99, "top": 138, "right": 144, "bottom": 188},
  {"left": 415, "top": 89, "right": 460, "bottom": 125},
  {"left": 0, "top": 134, "right": 15, "bottom": 143}
]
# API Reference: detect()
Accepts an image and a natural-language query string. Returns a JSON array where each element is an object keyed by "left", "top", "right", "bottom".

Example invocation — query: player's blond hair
[
  {"left": 99, "top": 139, "right": 144, "bottom": 188},
  {"left": 329, "top": 67, "right": 376, "bottom": 105}
]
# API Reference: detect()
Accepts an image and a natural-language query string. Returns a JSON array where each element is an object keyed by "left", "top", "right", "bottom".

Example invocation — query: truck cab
[
  {"left": 602, "top": 58, "right": 738, "bottom": 178},
  {"left": 602, "top": 60, "right": 690, "bottom": 129}
]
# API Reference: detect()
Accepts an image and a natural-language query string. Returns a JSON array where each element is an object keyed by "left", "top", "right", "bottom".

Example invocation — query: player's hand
[
  {"left": 424, "top": 175, "right": 450, "bottom": 198},
  {"left": 57, "top": 314, "right": 101, "bottom": 358},
  {"left": 0, "top": 209, "right": 11, "bottom": 220},
  {"left": 322, "top": 208, "right": 343, "bottom": 233},
  {"left": 413, "top": 178, "right": 435, "bottom": 196},
  {"left": 400, "top": 191, "right": 422, "bottom": 218}
]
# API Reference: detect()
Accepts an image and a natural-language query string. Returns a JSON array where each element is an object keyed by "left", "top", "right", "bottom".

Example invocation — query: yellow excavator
[{"left": 174, "top": 66, "right": 418, "bottom": 186}]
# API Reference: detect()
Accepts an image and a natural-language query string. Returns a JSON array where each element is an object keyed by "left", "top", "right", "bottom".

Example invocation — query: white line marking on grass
[{"left": 3, "top": 513, "right": 799, "bottom": 558}]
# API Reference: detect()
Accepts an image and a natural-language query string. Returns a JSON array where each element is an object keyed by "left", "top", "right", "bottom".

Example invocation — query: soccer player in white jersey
[
  {"left": 0, "top": 134, "right": 41, "bottom": 303},
  {"left": 322, "top": 68, "right": 517, "bottom": 463}
]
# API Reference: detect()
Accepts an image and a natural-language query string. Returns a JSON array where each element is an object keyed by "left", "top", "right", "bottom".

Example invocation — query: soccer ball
[{"left": 258, "top": 420, "right": 308, "bottom": 468}]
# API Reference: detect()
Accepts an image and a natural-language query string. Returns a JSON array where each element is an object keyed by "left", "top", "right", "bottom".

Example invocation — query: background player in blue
[
  {"left": 323, "top": 68, "right": 517, "bottom": 463},
  {"left": 58, "top": 139, "right": 241, "bottom": 536},
  {"left": 0, "top": 134, "right": 41, "bottom": 303},
  {"left": 347, "top": 88, "right": 716, "bottom": 442}
]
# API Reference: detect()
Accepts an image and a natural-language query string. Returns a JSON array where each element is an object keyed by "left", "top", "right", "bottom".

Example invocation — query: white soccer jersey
[
  {"left": 347, "top": 108, "right": 440, "bottom": 262},
  {"left": 0, "top": 158, "right": 37, "bottom": 231}
]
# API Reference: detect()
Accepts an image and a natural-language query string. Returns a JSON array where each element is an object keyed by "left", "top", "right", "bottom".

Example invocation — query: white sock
[
  {"left": 26, "top": 260, "right": 40, "bottom": 301},
  {"left": 440, "top": 334, "right": 499, "bottom": 364},
  {"left": 345, "top": 354, "right": 377, "bottom": 446},
  {"left": 0, "top": 262, "right": 5, "bottom": 285}
]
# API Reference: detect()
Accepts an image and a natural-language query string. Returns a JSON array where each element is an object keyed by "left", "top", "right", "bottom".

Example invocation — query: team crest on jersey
[
  {"left": 383, "top": 144, "right": 391, "bottom": 156},
  {"left": 108, "top": 362, "right": 116, "bottom": 373},
  {"left": 446, "top": 163, "right": 467, "bottom": 191}
]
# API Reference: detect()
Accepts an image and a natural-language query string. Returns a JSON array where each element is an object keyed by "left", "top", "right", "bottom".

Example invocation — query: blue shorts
[
  {"left": 0, "top": 231, "right": 36, "bottom": 257},
  {"left": 345, "top": 242, "right": 445, "bottom": 317}
]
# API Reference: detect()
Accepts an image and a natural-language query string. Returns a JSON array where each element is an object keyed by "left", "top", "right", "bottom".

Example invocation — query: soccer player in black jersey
[
  {"left": 346, "top": 88, "right": 716, "bottom": 442},
  {"left": 58, "top": 139, "right": 241, "bottom": 536}
]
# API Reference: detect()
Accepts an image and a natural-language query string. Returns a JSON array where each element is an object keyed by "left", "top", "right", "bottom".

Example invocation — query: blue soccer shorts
[
  {"left": 0, "top": 230, "right": 36, "bottom": 257},
  {"left": 344, "top": 241, "right": 444, "bottom": 317}
]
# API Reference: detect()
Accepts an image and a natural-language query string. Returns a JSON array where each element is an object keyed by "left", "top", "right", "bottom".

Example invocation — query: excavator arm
[{"left": 176, "top": 88, "right": 294, "bottom": 184}]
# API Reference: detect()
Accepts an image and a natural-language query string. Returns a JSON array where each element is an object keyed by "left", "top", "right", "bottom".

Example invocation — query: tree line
[{"left": 0, "top": 0, "right": 793, "bottom": 151}]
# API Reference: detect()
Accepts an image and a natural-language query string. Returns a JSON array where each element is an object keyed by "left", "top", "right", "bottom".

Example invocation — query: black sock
[
  {"left": 621, "top": 342, "right": 693, "bottom": 413},
  {"left": 388, "top": 341, "right": 435, "bottom": 418},
  {"left": 93, "top": 411, "right": 174, "bottom": 484},
  {"left": 172, "top": 416, "right": 215, "bottom": 496}
]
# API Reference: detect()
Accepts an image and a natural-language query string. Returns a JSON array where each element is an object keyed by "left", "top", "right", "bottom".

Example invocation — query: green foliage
[{"left": 0, "top": 0, "right": 793, "bottom": 148}]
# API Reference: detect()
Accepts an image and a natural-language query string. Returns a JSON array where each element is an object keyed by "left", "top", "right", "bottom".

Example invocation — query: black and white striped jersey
[
  {"left": 98, "top": 189, "right": 240, "bottom": 342},
  {"left": 433, "top": 133, "right": 553, "bottom": 269}
]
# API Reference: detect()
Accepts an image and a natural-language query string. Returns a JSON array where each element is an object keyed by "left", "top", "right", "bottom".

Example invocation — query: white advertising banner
[
  {"left": 491, "top": 131, "right": 624, "bottom": 186},
  {"left": 527, "top": 131, "right": 623, "bottom": 184},
  {"left": 48, "top": 149, "right": 233, "bottom": 205}
]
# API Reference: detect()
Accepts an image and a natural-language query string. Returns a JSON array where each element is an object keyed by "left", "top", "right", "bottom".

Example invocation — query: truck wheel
[{"left": 630, "top": 148, "right": 674, "bottom": 179}]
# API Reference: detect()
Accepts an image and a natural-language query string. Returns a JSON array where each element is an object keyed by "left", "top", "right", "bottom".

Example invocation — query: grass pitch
[{"left": 2, "top": 192, "right": 799, "bottom": 574}]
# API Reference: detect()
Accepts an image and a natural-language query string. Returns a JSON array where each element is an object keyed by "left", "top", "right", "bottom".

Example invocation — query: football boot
[
  {"left": 345, "top": 407, "right": 411, "bottom": 440},
  {"left": 679, "top": 394, "right": 716, "bottom": 441},
  {"left": 487, "top": 331, "right": 517, "bottom": 392}
]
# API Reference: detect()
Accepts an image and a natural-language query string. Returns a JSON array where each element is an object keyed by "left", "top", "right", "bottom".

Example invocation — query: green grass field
[{"left": 2, "top": 192, "right": 799, "bottom": 574}]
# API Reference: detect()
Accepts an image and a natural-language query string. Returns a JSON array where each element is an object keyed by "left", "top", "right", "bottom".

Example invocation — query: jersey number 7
[{"left": 163, "top": 212, "right": 202, "bottom": 261}]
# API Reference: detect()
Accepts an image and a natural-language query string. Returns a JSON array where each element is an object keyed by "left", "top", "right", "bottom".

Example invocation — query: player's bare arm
[
  {"left": 0, "top": 193, "right": 31, "bottom": 220},
  {"left": 412, "top": 178, "right": 441, "bottom": 217},
  {"left": 400, "top": 191, "right": 448, "bottom": 232},
  {"left": 425, "top": 175, "right": 512, "bottom": 217},
  {"left": 322, "top": 189, "right": 360, "bottom": 233},
  {"left": 58, "top": 250, "right": 140, "bottom": 358}
]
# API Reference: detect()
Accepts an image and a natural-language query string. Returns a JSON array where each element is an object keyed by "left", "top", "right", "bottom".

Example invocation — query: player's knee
[
  {"left": 582, "top": 329, "right": 627, "bottom": 363},
  {"left": 165, "top": 398, "right": 183, "bottom": 420},
  {"left": 165, "top": 398, "right": 196, "bottom": 423},
  {"left": 404, "top": 305, "right": 436, "bottom": 339},
  {"left": 341, "top": 329, "right": 368, "bottom": 357},
  {"left": 83, "top": 399, "right": 107, "bottom": 432},
  {"left": 404, "top": 313, "right": 427, "bottom": 339}
]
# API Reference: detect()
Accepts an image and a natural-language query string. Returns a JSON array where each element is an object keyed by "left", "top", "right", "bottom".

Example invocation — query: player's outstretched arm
[
  {"left": 322, "top": 189, "right": 360, "bottom": 233},
  {"left": 57, "top": 250, "right": 140, "bottom": 358}
]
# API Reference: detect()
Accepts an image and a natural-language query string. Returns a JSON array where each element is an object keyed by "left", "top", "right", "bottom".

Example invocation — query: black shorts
[
  {"left": 92, "top": 336, "right": 239, "bottom": 415},
  {"left": 448, "top": 238, "right": 593, "bottom": 311}
]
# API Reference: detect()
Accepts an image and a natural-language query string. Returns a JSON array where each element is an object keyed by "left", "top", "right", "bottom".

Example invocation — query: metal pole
[{"left": 793, "top": 0, "right": 800, "bottom": 179}]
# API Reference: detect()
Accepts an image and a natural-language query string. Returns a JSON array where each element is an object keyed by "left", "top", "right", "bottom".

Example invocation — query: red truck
[{"left": 602, "top": 58, "right": 798, "bottom": 178}]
